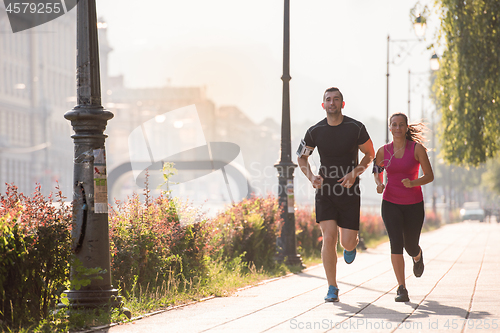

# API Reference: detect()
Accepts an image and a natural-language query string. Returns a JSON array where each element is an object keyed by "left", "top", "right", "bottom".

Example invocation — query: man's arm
[
  {"left": 297, "top": 153, "right": 323, "bottom": 189},
  {"left": 339, "top": 138, "right": 375, "bottom": 187}
]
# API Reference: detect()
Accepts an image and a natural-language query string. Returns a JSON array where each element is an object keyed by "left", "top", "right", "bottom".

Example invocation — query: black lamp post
[
  {"left": 274, "top": 0, "right": 302, "bottom": 267},
  {"left": 62, "top": 0, "right": 125, "bottom": 313}
]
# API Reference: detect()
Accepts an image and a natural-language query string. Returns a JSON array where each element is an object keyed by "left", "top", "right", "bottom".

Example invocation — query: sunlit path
[{"left": 93, "top": 221, "right": 500, "bottom": 333}]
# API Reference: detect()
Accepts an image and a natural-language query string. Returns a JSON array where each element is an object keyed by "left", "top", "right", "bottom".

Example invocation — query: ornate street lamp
[
  {"left": 274, "top": 0, "right": 302, "bottom": 267},
  {"left": 413, "top": 14, "right": 427, "bottom": 38},
  {"left": 62, "top": 0, "right": 127, "bottom": 315},
  {"left": 430, "top": 52, "right": 440, "bottom": 71}
]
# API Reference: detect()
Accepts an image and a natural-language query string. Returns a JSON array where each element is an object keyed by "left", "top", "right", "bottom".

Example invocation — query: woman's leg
[
  {"left": 382, "top": 200, "right": 406, "bottom": 286},
  {"left": 402, "top": 201, "right": 425, "bottom": 277},
  {"left": 402, "top": 201, "right": 425, "bottom": 258},
  {"left": 391, "top": 254, "right": 406, "bottom": 286}
]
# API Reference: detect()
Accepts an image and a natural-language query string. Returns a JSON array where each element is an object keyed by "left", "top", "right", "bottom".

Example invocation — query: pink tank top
[{"left": 383, "top": 140, "right": 423, "bottom": 205}]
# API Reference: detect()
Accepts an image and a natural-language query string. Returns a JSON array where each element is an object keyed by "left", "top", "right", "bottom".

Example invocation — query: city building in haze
[
  {"left": 0, "top": 14, "right": 284, "bottom": 209},
  {"left": 0, "top": 11, "right": 75, "bottom": 196}
]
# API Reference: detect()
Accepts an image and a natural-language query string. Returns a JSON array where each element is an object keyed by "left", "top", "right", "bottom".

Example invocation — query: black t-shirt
[{"left": 302, "top": 116, "right": 370, "bottom": 181}]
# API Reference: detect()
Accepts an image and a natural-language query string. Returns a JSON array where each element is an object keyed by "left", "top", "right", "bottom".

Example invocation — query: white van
[{"left": 460, "top": 202, "right": 485, "bottom": 222}]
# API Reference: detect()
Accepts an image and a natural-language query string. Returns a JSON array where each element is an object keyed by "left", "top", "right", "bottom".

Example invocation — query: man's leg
[
  {"left": 319, "top": 220, "right": 339, "bottom": 287},
  {"left": 339, "top": 228, "right": 359, "bottom": 252}
]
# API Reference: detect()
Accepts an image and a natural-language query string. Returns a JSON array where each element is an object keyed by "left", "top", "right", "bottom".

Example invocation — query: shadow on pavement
[
  {"left": 412, "top": 300, "right": 492, "bottom": 319},
  {"left": 296, "top": 271, "right": 327, "bottom": 281},
  {"left": 332, "top": 302, "right": 413, "bottom": 322},
  {"left": 329, "top": 300, "right": 492, "bottom": 322}
]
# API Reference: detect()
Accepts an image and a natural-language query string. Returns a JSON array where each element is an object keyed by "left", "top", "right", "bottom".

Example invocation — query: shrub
[
  {"left": 211, "top": 195, "right": 282, "bottom": 270},
  {"left": 423, "top": 209, "right": 441, "bottom": 230},
  {"left": 0, "top": 184, "right": 72, "bottom": 328},
  {"left": 294, "top": 207, "right": 387, "bottom": 254},
  {"left": 359, "top": 213, "right": 386, "bottom": 244},
  {"left": 109, "top": 191, "right": 217, "bottom": 295},
  {"left": 295, "top": 206, "right": 322, "bottom": 257}
]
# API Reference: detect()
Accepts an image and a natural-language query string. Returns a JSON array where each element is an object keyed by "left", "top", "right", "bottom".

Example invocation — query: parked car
[{"left": 460, "top": 202, "right": 485, "bottom": 222}]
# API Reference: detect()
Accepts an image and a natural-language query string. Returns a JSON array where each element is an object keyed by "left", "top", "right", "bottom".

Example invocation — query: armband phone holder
[{"left": 297, "top": 139, "right": 313, "bottom": 158}]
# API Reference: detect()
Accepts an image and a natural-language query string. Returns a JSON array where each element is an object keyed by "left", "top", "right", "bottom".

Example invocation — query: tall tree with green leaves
[{"left": 432, "top": 0, "right": 500, "bottom": 167}]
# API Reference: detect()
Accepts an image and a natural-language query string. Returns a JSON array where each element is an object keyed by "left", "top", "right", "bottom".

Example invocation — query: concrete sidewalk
[{"left": 95, "top": 221, "right": 500, "bottom": 333}]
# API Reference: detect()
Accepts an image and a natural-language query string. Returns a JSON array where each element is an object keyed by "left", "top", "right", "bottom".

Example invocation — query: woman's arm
[
  {"left": 402, "top": 143, "right": 434, "bottom": 188},
  {"left": 373, "top": 147, "right": 385, "bottom": 193}
]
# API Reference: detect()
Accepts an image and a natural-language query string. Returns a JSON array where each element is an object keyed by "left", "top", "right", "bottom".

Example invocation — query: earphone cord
[{"left": 384, "top": 144, "right": 406, "bottom": 169}]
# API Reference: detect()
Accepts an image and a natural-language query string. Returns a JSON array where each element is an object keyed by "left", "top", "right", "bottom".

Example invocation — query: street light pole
[
  {"left": 407, "top": 53, "right": 440, "bottom": 123},
  {"left": 431, "top": 110, "right": 437, "bottom": 215},
  {"left": 386, "top": 35, "right": 423, "bottom": 142},
  {"left": 408, "top": 69, "right": 411, "bottom": 120},
  {"left": 274, "top": 0, "right": 302, "bottom": 267},
  {"left": 386, "top": 35, "right": 390, "bottom": 144},
  {"left": 385, "top": 16, "right": 427, "bottom": 143},
  {"left": 62, "top": 0, "right": 123, "bottom": 311},
  {"left": 408, "top": 69, "right": 430, "bottom": 122}
]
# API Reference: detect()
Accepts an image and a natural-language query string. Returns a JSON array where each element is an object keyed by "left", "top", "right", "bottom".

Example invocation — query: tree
[
  {"left": 432, "top": 0, "right": 500, "bottom": 166},
  {"left": 482, "top": 155, "right": 500, "bottom": 197}
]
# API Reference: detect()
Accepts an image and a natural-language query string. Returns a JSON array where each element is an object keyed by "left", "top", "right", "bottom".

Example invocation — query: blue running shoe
[
  {"left": 344, "top": 248, "right": 356, "bottom": 264},
  {"left": 324, "top": 285, "right": 339, "bottom": 302}
]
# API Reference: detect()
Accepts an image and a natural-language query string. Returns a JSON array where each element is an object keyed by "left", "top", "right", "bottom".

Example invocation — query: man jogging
[{"left": 297, "top": 87, "right": 374, "bottom": 302}]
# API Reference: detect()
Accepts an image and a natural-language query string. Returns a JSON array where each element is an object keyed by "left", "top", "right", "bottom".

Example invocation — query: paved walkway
[{"left": 95, "top": 221, "right": 500, "bottom": 333}]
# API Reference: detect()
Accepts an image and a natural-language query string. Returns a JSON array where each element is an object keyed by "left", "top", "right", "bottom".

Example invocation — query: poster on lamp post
[
  {"left": 93, "top": 148, "right": 108, "bottom": 214},
  {"left": 286, "top": 179, "right": 294, "bottom": 213}
]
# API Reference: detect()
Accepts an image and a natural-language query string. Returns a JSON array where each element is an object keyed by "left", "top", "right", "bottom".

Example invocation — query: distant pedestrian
[
  {"left": 373, "top": 112, "right": 434, "bottom": 302},
  {"left": 297, "top": 87, "right": 375, "bottom": 302}
]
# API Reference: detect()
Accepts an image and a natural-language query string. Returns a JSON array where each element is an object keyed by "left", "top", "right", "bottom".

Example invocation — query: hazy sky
[{"left": 96, "top": 0, "right": 439, "bottom": 125}]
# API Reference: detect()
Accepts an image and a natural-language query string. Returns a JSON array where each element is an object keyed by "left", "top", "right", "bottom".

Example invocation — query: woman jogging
[{"left": 373, "top": 112, "right": 434, "bottom": 302}]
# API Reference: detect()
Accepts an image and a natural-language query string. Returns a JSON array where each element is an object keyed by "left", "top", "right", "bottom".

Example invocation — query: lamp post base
[
  {"left": 274, "top": 253, "right": 304, "bottom": 268},
  {"left": 57, "top": 288, "right": 131, "bottom": 318},
  {"left": 61, "top": 289, "right": 121, "bottom": 308}
]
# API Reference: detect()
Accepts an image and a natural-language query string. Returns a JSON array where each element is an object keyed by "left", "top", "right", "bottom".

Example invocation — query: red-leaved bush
[
  {"left": 423, "top": 210, "right": 441, "bottom": 229},
  {"left": 211, "top": 195, "right": 282, "bottom": 269},
  {"left": 295, "top": 207, "right": 388, "bottom": 254},
  {"left": 0, "top": 184, "right": 72, "bottom": 327},
  {"left": 109, "top": 190, "right": 218, "bottom": 292},
  {"left": 359, "top": 213, "right": 386, "bottom": 243},
  {"left": 295, "top": 206, "right": 322, "bottom": 257}
]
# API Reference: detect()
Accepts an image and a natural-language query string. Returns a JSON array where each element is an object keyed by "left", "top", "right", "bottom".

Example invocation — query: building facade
[{"left": 0, "top": 11, "right": 76, "bottom": 196}]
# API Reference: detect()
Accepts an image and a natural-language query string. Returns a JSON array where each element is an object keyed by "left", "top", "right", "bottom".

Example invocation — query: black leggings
[{"left": 381, "top": 200, "right": 424, "bottom": 256}]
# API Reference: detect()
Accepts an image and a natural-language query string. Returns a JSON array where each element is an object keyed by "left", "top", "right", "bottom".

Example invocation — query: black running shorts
[{"left": 315, "top": 178, "right": 361, "bottom": 230}]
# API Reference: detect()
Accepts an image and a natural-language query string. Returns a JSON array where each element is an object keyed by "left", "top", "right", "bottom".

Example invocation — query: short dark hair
[{"left": 323, "top": 87, "right": 343, "bottom": 103}]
